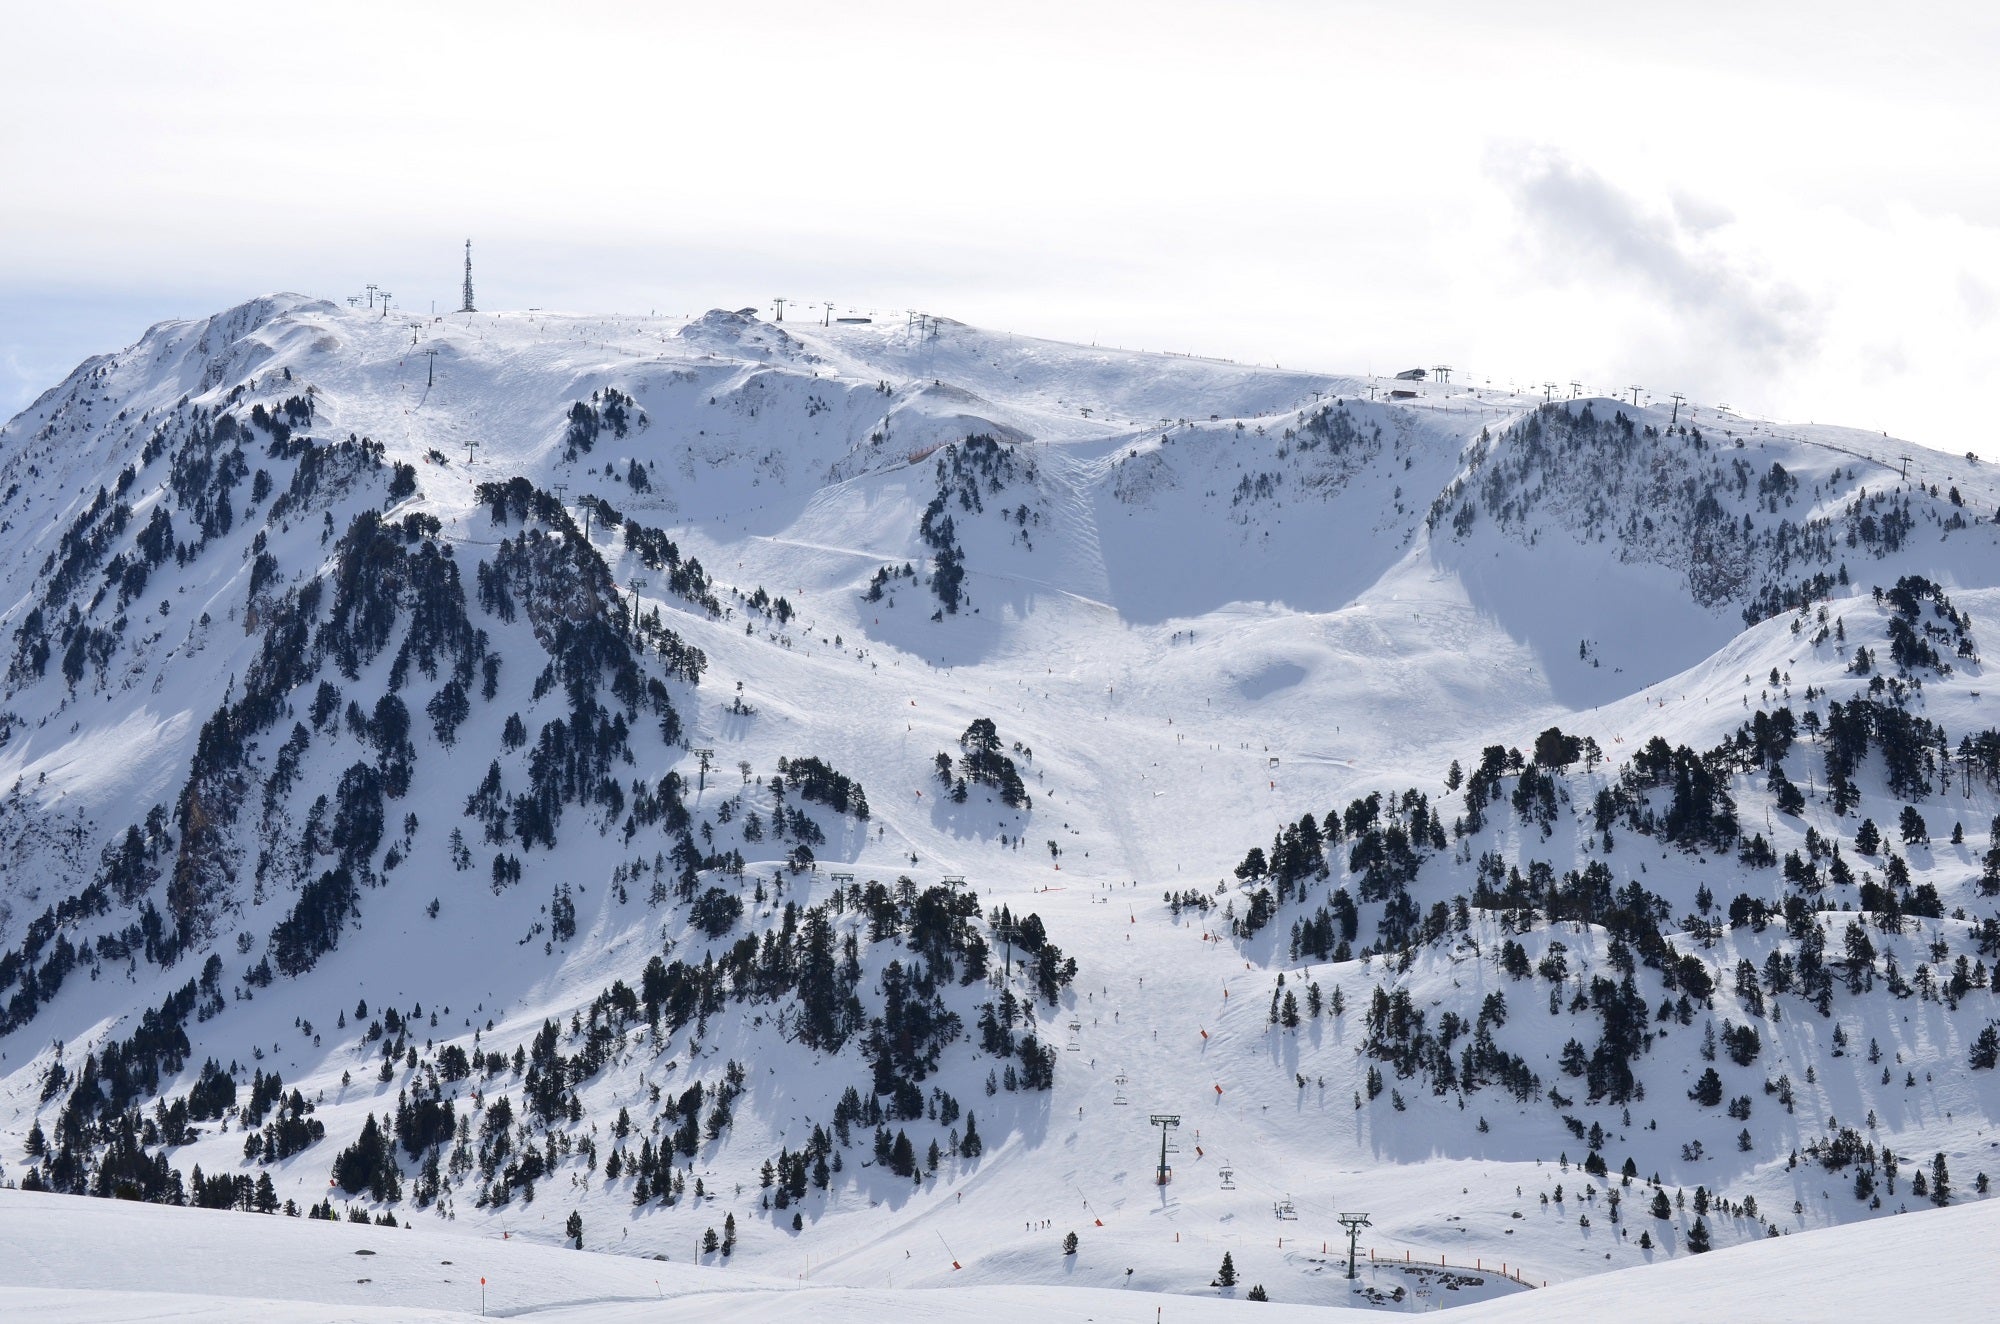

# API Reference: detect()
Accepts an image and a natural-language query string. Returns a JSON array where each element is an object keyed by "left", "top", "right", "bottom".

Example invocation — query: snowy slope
[
  {"left": 0, "top": 295, "right": 1997, "bottom": 1312},
  {"left": 3, "top": 1183, "right": 1996, "bottom": 1321}
]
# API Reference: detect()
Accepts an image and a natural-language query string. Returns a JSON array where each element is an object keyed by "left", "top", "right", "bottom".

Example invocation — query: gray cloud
[{"left": 1495, "top": 148, "right": 1817, "bottom": 369}]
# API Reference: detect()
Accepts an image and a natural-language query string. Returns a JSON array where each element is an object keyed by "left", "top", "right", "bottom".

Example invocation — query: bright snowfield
[
  {"left": 1, "top": 1186, "right": 1995, "bottom": 1322},
  {"left": 1, "top": 295, "right": 1998, "bottom": 1318}
]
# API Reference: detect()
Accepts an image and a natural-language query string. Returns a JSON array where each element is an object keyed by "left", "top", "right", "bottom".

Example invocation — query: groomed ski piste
[
  {"left": 1, "top": 1184, "right": 1995, "bottom": 1320},
  {"left": 1, "top": 296, "right": 1998, "bottom": 1316}
]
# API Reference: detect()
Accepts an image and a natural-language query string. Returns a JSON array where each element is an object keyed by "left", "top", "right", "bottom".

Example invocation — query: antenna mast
[{"left": 460, "top": 239, "right": 477, "bottom": 314}]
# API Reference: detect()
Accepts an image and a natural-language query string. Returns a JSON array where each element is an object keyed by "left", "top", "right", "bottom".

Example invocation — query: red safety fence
[{"left": 1367, "top": 1248, "right": 1544, "bottom": 1289}]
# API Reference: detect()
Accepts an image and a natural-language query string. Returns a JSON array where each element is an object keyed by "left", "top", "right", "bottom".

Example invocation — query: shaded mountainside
[{"left": 0, "top": 294, "right": 1995, "bottom": 1307}]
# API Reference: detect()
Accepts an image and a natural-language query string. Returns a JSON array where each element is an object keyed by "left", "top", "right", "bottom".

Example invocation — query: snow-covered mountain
[{"left": 1, "top": 294, "right": 1997, "bottom": 1313}]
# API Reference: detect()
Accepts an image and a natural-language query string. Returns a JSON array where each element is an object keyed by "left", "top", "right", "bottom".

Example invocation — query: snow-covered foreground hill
[
  {"left": 1, "top": 295, "right": 1997, "bottom": 1311},
  {"left": 2, "top": 1185, "right": 1994, "bottom": 1320}
]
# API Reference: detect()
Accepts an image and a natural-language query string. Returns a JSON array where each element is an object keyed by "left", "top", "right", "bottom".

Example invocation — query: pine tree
[
  {"left": 1217, "top": 1251, "right": 1237, "bottom": 1287},
  {"left": 1687, "top": 1216, "right": 1711, "bottom": 1253},
  {"left": 331, "top": 1112, "right": 401, "bottom": 1202},
  {"left": 1247, "top": 1285, "right": 1269, "bottom": 1301},
  {"left": 723, "top": 1212, "right": 738, "bottom": 1255},
  {"left": 1063, "top": 1230, "right": 1079, "bottom": 1255},
  {"left": 1932, "top": 1153, "right": 1952, "bottom": 1206},
  {"left": 565, "top": 1210, "right": 583, "bottom": 1248},
  {"left": 1971, "top": 1024, "right": 1999, "bottom": 1069}
]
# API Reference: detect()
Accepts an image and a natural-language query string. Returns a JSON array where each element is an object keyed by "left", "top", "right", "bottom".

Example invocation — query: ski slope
[
  {"left": 1, "top": 296, "right": 1998, "bottom": 1311},
  {"left": 2, "top": 1185, "right": 1995, "bottom": 1320}
]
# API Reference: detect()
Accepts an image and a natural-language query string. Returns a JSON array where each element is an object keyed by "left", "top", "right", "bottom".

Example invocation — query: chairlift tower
[
  {"left": 460, "top": 239, "right": 477, "bottom": 313},
  {"left": 1149, "top": 1114, "right": 1181, "bottom": 1185},
  {"left": 994, "top": 919, "right": 1020, "bottom": 980},
  {"left": 1669, "top": 392, "right": 1686, "bottom": 428},
  {"left": 626, "top": 576, "right": 648, "bottom": 638},
  {"left": 365, "top": 283, "right": 379, "bottom": 310},
  {"left": 1337, "top": 1212, "right": 1372, "bottom": 1280},
  {"left": 1628, "top": 385, "right": 1643, "bottom": 406},
  {"left": 771, "top": 297, "right": 787, "bottom": 322},
  {"left": 692, "top": 747, "right": 715, "bottom": 793},
  {"left": 1569, "top": 381, "right": 1583, "bottom": 399}
]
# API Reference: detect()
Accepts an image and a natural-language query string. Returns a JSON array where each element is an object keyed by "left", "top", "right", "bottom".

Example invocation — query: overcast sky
[{"left": 4, "top": 1, "right": 1997, "bottom": 450}]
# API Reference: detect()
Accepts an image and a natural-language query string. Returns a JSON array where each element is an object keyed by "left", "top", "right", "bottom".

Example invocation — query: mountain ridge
[{"left": 0, "top": 293, "right": 1995, "bottom": 1311}]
